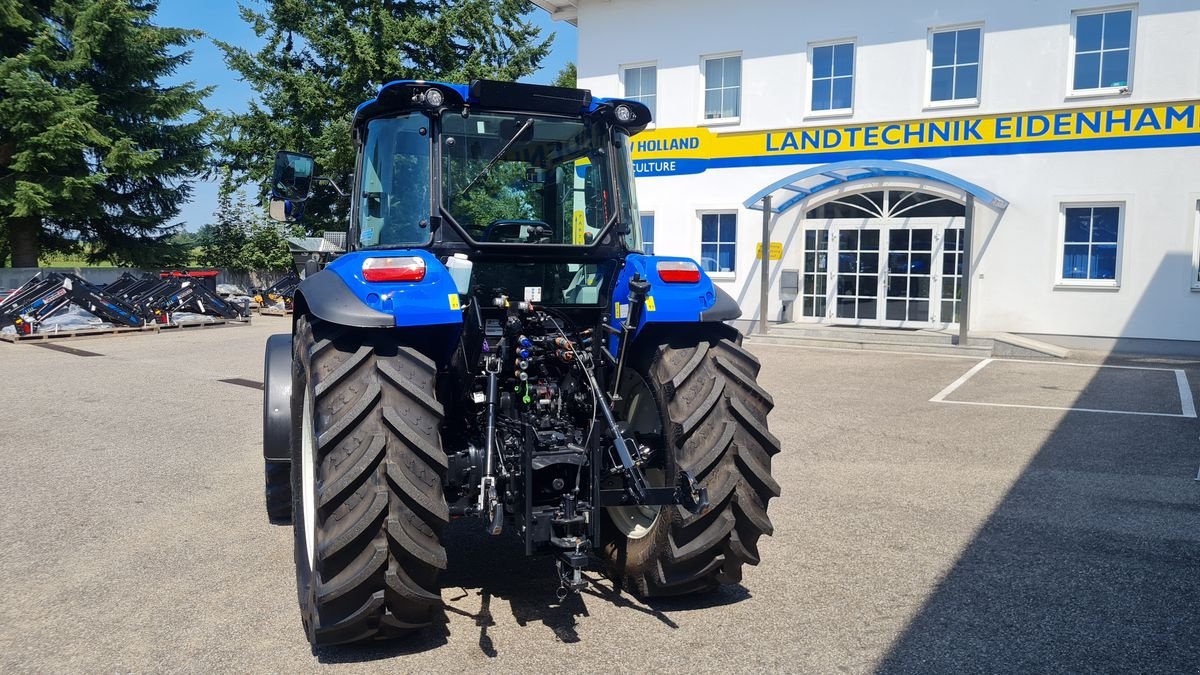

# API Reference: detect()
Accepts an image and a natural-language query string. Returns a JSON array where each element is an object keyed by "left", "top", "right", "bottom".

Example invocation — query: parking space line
[
  {"left": 935, "top": 398, "right": 1197, "bottom": 419},
  {"left": 930, "top": 358, "right": 1198, "bottom": 419},
  {"left": 1176, "top": 370, "right": 1196, "bottom": 418},
  {"left": 929, "top": 358, "right": 993, "bottom": 402},
  {"left": 991, "top": 357, "right": 1185, "bottom": 373}
]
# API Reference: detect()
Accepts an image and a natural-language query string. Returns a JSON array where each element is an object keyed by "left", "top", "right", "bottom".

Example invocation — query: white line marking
[
  {"left": 934, "top": 399, "right": 1196, "bottom": 419},
  {"left": 930, "top": 358, "right": 994, "bottom": 402},
  {"left": 746, "top": 340, "right": 987, "bottom": 360},
  {"left": 1176, "top": 370, "right": 1196, "bottom": 418},
  {"left": 990, "top": 358, "right": 1184, "bottom": 373}
]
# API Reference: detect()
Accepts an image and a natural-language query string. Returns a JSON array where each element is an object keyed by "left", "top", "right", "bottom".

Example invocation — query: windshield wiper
[{"left": 458, "top": 118, "right": 534, "bottom": 198}]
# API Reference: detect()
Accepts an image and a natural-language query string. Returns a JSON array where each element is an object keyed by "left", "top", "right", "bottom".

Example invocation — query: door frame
[{"left": 801, "top": 216, "right": 965, "bottom": 329}]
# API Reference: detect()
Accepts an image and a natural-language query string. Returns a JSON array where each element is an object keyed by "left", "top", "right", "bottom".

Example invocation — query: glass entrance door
[
  {"left": 884, "top": 228, "right": 934, "bottom": 324},
  {"left": 801, "top": 189, "right": 968, "bottom": 328},
  {"left": 805, "top": 220, "right": 963, "bottom": 328},
  {"left": 834, "top": 229, "right": 880, "bottom": 322}
]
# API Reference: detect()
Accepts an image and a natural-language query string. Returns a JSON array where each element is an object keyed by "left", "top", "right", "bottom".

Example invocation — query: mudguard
[
  {"left": 294, "top": 249, "right": 465, "bottom": 329},
  {"left": 262, "top": 333, "right": 292, "bottom": 462},
  {"left": 611, "top": 254, "right": 741, "bottom": 338}
]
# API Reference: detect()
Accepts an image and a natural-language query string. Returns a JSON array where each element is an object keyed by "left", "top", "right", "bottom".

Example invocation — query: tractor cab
[{"left": 271, "top": 79, "right": 650, "bottom": 259}]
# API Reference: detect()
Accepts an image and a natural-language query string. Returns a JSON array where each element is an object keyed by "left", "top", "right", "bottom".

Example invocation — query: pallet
[
  {"left": 1, "top": 316, "right": 251, "bottom": 343},
  {"left": 160, "top": 317, "right": 253, "bottom": 330},
  {"left": 0, "top": 324, "right": 157, "bottom": 343},
  {"left": 259, "top": 307, "right": 292, "bottom": 316}
]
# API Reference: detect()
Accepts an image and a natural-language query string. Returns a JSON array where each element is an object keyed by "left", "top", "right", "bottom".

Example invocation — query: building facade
[{"left": 534, "top": 0, "right": 1200, "bottom": 345}]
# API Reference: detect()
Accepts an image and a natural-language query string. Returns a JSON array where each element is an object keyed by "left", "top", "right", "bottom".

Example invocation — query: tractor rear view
[{"left": 260, "top": 79, "right": 781, "bottom": 647}]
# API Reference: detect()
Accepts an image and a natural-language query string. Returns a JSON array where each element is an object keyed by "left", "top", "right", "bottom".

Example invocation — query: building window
[
  {"left": 640, "top": 213, "right": 655, "bottom": 255},
  {"left": 700, "top": 212, "right": 736, "bottom": 273},
  {"left": 1192, "top": 201, "right": 1200, "bottom": 290},
  {"left": 622, "top": 65, "right": 656, "bottom": 120},
  {"left": 1071, "top": 7, "right": 1133, "bottom": 92},
  {"left": 702, "top": 54, "right": 741, "bottom": 120},
  {"left": 802, "top": 230, "right": 829, "bottom": 318},
  {"left": 1059, "top": 203, "right": 1122, "bottom": 285},
  {"left": 929, "top": 26, "right": 981, "bottom": 104},
  {"left": 810, "top": 41, "right": 854, "bottom": 113}
]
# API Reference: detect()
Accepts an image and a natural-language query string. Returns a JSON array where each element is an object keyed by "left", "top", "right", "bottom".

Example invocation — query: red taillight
[
  {"left": 362, "top": 256, "right": 426, "bottom": 282},
  {"left": 656, "top": 260, "right": 702, "bottom": 284}
]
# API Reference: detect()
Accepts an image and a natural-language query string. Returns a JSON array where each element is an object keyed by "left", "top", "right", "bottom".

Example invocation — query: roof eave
[{"left": 529, "top": 0, "right": 578, "bottom": 26}]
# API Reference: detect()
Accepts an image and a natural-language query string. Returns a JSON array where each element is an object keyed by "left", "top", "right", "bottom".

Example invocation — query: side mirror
[
  {"left": 271, "top": 150, "right": 315, "bottom": 202},
  {"left": 269, "top": 198, "right": 305, "bottom": 223}
]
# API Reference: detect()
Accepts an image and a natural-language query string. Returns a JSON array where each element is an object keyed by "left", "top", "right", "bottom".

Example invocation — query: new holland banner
[{"left": 628, "top": 100, "right": 1200, "bottom": 177}]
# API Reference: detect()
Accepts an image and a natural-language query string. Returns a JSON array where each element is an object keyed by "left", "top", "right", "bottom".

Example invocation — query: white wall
[
  {"left": 579, "top": 0, "right": 1200, "bottom": 127},
  {"left": 571, "top": 0, "right": 1200, "bottom": 341}
]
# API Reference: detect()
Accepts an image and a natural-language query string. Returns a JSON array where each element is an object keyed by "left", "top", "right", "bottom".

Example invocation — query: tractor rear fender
[
  {"left": 291, "top": 249, "right": 465, "bottom": 330},
  {"left": 609, "top": 254, "right": 742, "bottom": 353},
  {"left": 263, "top": 332, "right": 293, "bottom": 462}
]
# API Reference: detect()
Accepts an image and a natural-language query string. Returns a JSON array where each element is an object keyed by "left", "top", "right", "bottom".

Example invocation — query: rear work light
[
  {"left": 362, "top": 256, "right": 426, "bottom": 282},
  {"left": 656, "top": 260, "right": 702, "bottom": 284}
]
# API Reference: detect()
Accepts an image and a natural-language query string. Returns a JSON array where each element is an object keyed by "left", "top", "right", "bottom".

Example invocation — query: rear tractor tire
[
  {"left": 291, "top": 315, "right": 449, "bottom": 646},
  {"left": 602, "top": 334, "right": 781, "bottom": 596}
]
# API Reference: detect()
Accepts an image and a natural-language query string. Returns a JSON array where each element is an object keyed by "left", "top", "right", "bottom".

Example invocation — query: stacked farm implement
[
  {"left": 0, "top": 271, "right": 250, "bottom": 342},
  {"left": 254, "top": 273, "right": 299, "bottom": 315}
]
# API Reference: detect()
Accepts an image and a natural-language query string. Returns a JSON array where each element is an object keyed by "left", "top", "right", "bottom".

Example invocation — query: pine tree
[
  {"left": 216, "top": 0, "right": 553, "bottom": 235},
  {"left": 197, "top": 167, "right": 247, "bottom": 269},
  {"left": 0, "top": 0, "right": 211, "bottom": 267},
  {"left": 552, "top": 62, "right": 576, "bottom": 88}
]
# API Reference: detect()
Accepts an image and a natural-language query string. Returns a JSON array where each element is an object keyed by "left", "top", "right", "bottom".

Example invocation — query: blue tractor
[{"left": 261, "top": 79, "right": 781, "bottom": 647}]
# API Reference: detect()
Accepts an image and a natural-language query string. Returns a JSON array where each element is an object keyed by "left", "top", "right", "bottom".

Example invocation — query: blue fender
[
  {"left": 610, "top": 254, "right": 741, "bottom": 350},
  {"left": 296, "top": 249, "right": 464, "bottom": 331}
]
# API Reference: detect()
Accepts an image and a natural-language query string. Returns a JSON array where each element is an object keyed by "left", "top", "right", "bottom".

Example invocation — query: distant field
[{"left": 37, "top": 254, "right": 117, "bottom": 268}]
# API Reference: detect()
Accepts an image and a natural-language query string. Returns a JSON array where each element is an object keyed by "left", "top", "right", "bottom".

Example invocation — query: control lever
[
  {"left": 577, "top": 356, "right": 648, "bottom": 502},
  {"left": 479, "top": 352, "right": 503, "bottom": 534},
  {"left": 610, "top": 273, "right": 651, "bottom": 401}
]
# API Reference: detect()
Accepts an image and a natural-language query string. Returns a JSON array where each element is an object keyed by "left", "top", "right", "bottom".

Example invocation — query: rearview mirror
[
  {"left": 272, "top": 151, "right": 315, "bottom": 202},
  {"left": 268, "top": 197, "right": 304, "bottom": 223}
]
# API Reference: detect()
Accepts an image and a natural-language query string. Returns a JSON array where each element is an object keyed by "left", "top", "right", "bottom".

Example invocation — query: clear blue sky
[{"left": 153, "top": 1, "right": 577, "bottom": 232}]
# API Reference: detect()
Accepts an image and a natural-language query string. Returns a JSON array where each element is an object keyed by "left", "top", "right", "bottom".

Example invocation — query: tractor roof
[{"left": 352, "top": 79, "right": 647, "bottom": 131}]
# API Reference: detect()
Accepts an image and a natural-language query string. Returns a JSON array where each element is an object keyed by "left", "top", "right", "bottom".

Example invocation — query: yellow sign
[
  {"left": 756, "top": 242, "right": 783, "bottom": 261},
  {"left": 645, "top": 296, "right": 656, "bottom": 312},
  {"left": 572, "top": 211, "right": 586, "bottom": 245},
  {"left": 627, "top": 100, "right": 1200, "bottom": 177},
  {"left": 448, "top": 294, "right": 460, "bottom": 310}
]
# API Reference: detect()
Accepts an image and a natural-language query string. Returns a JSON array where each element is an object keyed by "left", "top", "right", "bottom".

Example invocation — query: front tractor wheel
[
  {"left": 291, "top": 316, "right": 449, "bottom": 646},
  {"left": 602, "top": 334, "right": 782, "bottom": 596}
]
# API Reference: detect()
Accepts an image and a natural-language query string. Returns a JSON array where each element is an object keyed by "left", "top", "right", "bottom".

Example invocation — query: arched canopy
[{"left": 743, "top": 159, "right": 1008, "bottom": 214}]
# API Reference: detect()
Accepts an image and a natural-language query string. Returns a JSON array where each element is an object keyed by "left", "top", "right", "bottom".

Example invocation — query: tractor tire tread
[
  {"left": 293, "top": 316, "right": 447, "bottom": 646},
  {"left": 604, "top": 337, "right": 780, "bottom": 597}
]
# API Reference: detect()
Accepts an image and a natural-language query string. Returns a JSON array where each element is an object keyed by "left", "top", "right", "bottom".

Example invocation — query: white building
[{"left": 534, "top": 0, "right": 1200, "bottom": 349}]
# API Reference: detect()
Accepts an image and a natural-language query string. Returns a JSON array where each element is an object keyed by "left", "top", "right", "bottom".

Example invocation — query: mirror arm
[{"left": 314, "top": 176, "right": 345, "bottom": 197}]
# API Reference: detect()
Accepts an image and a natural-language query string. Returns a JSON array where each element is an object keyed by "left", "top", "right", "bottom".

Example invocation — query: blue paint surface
[
  {"left": 326, "top": 250, "right": 463, "bottom": 328},
  {"left": 610, "top": 254, "right": 720, "bottom": 351}
]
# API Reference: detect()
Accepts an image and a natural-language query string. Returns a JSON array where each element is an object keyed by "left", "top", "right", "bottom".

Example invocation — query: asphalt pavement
[{"left": 1, "top": 319, "right": 1198, "bottom": 673}]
